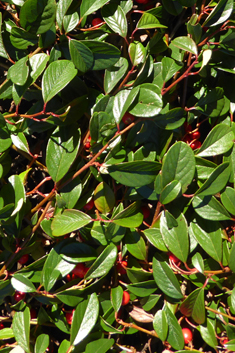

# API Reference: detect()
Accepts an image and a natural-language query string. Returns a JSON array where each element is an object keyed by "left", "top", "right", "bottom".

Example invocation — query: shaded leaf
[
  {"left": 85, "top": 244, "right": 117, "bottom": 279},
  {"left": 180, "top": 288, "right": 205, "bottom": 324}
]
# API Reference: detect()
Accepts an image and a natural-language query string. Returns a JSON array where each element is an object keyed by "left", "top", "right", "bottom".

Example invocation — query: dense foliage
[{"left": 1, "top": 0, "right": 235, "bottom": 352}]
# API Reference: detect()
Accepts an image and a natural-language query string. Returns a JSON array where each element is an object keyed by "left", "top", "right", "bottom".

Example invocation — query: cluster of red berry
[
  {"left": 66, "top": 263, "right": 89, "bottom": 282},
  {"left": 183, "top": 123, "right": 201, "bottom": 150}
]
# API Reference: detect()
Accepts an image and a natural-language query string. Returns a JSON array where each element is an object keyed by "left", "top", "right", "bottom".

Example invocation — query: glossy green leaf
[
  {"left": 102, "top": 4, "right": 127, "bottom": 38},
  {"left": 195, "top": 162, "right": 230, "bottom": 196},
  {"left": 137, "top": 12, "right": 167, "bottom": 29},
  {"left": 161, "top": 141, "right": 195, "bottom": 193},
  {"left": 60, "top": 242, "right": 97, "bottom": 263},
  {"left": 161, "top": 57, "right": 182, "bottom": 83},
  {"left": 71, "top": 293, "right": 99, "bottom": 346},
  {"left": 111, "top": 285, "right": 123, "bottom": 312},
  {"left": 195, "top": 157, "right": 217, "bottom": 180},
  {"left": 85, "top": 339, "right": 114, "bottom": 353},
  {"left": 159, "top": 180, "right": 181, "bottom": 204},
  {"left": 0, "top": 13, "right": 8, "bottom": 59},
  {"left": 46, "top": 125, "right": 80, "bottom": 182},
  {"left": 153, "top": 252, "right": 183, "bottom": 300},
  {"left": 52, "top": 209, "right": 92, "bottom": 237},
  {"left": 69, "top": 39, "right": 94, "bottom": 73},
  {"left": 153, "top": 310, "right": 168, "bottom": 342},
  {"left": 56, "top": 0, "right": 73, "bottom": 31},
  {"left": 12, "top": 307, "right": 30, "bottom": 353},
  {"left": 81, "top": 41, "right": 120, "bottom": 71},
  {"left": 180, "top": 288, "right": 205, "bottom": 324},
  {"left": 85, "top": 243, "right": 117, "bottom": 279},
  {"left": 228, "top": 242, "right": 235, "bottom": 273},
  {"left": 125, "top": 230, "right": 146, "bottom": 260},
  {"left": 94, "top": 182, "right": 115, "bottom": 214},
  {"left": 60, "top": 176, "right": 82, "bottom": 209},
  {"left": 10, "top": 27, "right": 38, "bottom": 49},
  {"left": 154, "top": 107, "right": 186, "bottom": 130},
  {"left": 199, "top": 319, "right": 217, "bottom": 349},
  {"left": 164, "top": 305, "right": 184, "bottom": 350},
  {"left": 0, "top": 129, "right": 12, "bottom": 153},
  {"left": 127, "top": 280, "right": 157, "bottom": 297},
  {"left": 203, "top": 0, "right": 233, "bottom": 27},
  {"left": 221, "top": 187, "right": 235, "bottom": 215},
  {"left": 35, "top": 334, "right": 49, "bottom": 353},
  {"left": 191, "top": 252, "right": 204, "bottom": 273},
  {"left": 171, "top": 36, "right": 198, "bottom": 55},
  {"left": 108, "top": 161, "right": 161, "bottom": 187},
  {"left": 0, "top": 328, "right": 14, "bottom": 340},
  {"left": 63, "top": 11, "right": 79, "bottom": 33},
  {"left": 143, "top": 227, "right": 168, "bottom": 252},
  {"left": 20, "top": 0, "right": 56, "bottom": 34},
  {"left": 224, "top": 339, "right": 235, "bottom": 351},
  {"left": 104, "top": 57, "right": 128, "bottom": 94},
  {"left": 112, "top": 87, "right": 139, "bottom": 124},
  {"left": 112, "top": 201, "right": 143, "bottom": 227},
  {"left": 192, "top": 195, "right": 231, "bottom": 221},
  {"left": 189, "top": 220, "right": 222, "bottom": 263},
  {"left": 80, "top": 0, "right": 109, "bottom": 18},
  {"left": 42, "top": 60, "right": 77, "bottom": 103},
  {"left": 197, "top": 124, "right": 234, "bottom": 157},
  {"left": 11, "top": 274, "right": 36, "bottom": 293},
  {"left": 129, "top": 41, "right": 146, "bottom": 66},
  {"left": 129, "top": 84, "right": 162, "bottom": 117},
  {"left": 8, "top": 56, "right": 29, "bottom": 86},
  {"left": 160, "top": 212, "right": 189, "bottom": 263}
]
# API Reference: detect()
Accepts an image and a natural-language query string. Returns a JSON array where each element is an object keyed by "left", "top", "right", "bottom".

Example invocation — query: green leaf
[
  {"left": 108, "top": 161, "right": 161, "bottom": 187},
  {"left": 128, "top": 41, "right": 146, "bottom": 66},
  {"left": 52, "top": 210, "right": 92, "bottom": 237},
  {"left": 153, "top": 252, "right": 183, "bottom": 300},
  {"left": 112, "top": 87, "right": 139, "bottom": 124},
  {"left": 111, "top": 285, "right": 123, "bottom": 312},
  {"left": 81, "top": 41, "right": 120, "bottom": 71},
  {"left": 164, "top": 305, "right": 184, "bottom": 350},
  {"left": 159, "top": 180, "right": 181, "bottom": 204},
  {"left": 125, "top": 230, "right": 146, "bottom": 260},
  {"left": 221, "top": 187, "right": 235, "bottom": 215},
  {"left": 0, "top": 13, "right": 8, "bottom": 59},
  {"left": 0, "top": 328, "right": 14, "bottom": 340},
  {"left": 112, "top": 202, "right": 144, "bottom": 228},
  {"left": 85, "top": 243, "right": 117, "bottom": 279},
  {"left": 199, "top": 319, "right": 218, "bottom": 349},
  {"left": 94, "top": 182, "right": 115, "bottom": 214},
  {"left": 104, "top": 57, "right": 128, "bottom": 94},
  {"left": 192, "top": 195, "right": 231, "bottom": 221},
  {"left": 102, "top": 3, "right": 127, "bottom": 38},
  {"left": 11, "top": 132, "right": 30, "bottom": 155},
  {"left": 143, "top": 227, "right": 168, "bottom": 252},
  {"left": 10, "top": 27, "right": 38, "bottom": 49},
  {"left": 203, "top": 0, "right": 233, "bottom": 27},
  {"left": 197, "top": 124, "right": 234, "bottom": 157},
  {"left": 195, "top": 162, "right": 230, "bottom": 196},
  {"left": 11, "top": 274, "right": 36, "bottom": 293},
  {"left": 191, "top": 252, "right": 204, "bottom": 273},
  {"left": 160, "top": 212, "right": 189, "bottom": 263},
  {"left": 129, "top": 84, "right": 162, "bottom": 117},
  {"left": 60, "top": 176, "right": 82, "bottom": 209},
  {"left": 127, "top": 280, "right": 157, "bottom": 297},
  {"left": 46, "top": 125, "right": 80, "bottom": 182},
  {"left": 12, "top": 307, "right": 30, "bottom": 353},
  {"left": 56, "top": 0, "right": 73, "bottom": 32},
  {"left": 71, "top": 293, "right": 99, "bottom": 346},
  {"left": 42, "top": 60, "right": 77, "bottom": 103},
  {"left": 137, "top": 12, "right": 167, "bottom": 30},
  {"left": 228, "top": 242, "right": 235, "bottom": 273},
  {"left": 85, "top": 338, "right": 115, "bottom": 353},
  {"left": 171, "top": 36, "right": 198, "bottom": 55},
  {"left": 224, "top": 339, "right": 235, "bottom": 351},
  {"left": 60, "top": 242, "right": 97, "bottom": 263},
  {"left": 35, "top": 334, "right": 49, "bottom": 353},
  {"left": 153, "top": 310, "right": 168, "bottom": 342},
  {"left": 189, "top": 220, "right": 222, "bottom": 263},
  {"left": 180, "top": 288, "right": 205, "bottom": 324},
  {"left": 161, "top": 141, "right": 195, "bottom": 193},
  {"left": 161, "top": 57, "right": 182, "bottom": 83},
  {"left": 162, "top": 0, "right": 183, "bottom": 15},
  {"left": 69, "top": 39, "right": 94, "bottom": 73},
  {"left": 8, "top": 56, "right": 29, "bottom": 86},
  {"left": 80, "top": 0, "right": 109, "bottom": 18},
  {"left": 20, "top": 0, "right": 56, "bottom": 34}
]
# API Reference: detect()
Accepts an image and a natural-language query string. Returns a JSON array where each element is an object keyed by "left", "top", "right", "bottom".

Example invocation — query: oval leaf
[{"left": 52, "top": 210, "right": 92, "bottom": 237}]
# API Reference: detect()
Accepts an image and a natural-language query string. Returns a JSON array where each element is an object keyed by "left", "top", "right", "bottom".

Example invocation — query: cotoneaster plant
[{"left": 1, "top": 0, "right": 235, "bottom": 352}]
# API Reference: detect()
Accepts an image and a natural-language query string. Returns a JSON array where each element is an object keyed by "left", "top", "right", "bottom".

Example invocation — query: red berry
[
  {"left": 168, "top": 252, "right": 180, "bottom": 265},
  {"left": 221, "top": 337, "right": 229, "bottom": 345},
  {"left": 184, "top": 123, "right": 192, "bottom": 133},
  {"left": 18, "top": 254, "right": 29, "bottom": 265},
  {"left": 182, "top": 328, "right": 193, "bottom": 344},
  {"left": 0, "top": 323, "right": 4, "bottom": 329},
  {"left": 122, "top": 291, "right": 130, "bottom": 306},
  {"left": 117, "top": 260, "right": 128, "bottom": 275},
  {"left": 92, "top": 18, "right": 103, "bottom": 27},
  {"left": 183, "top": 134, "right": 192, "bottom": 144},
  {"left": 135, "top": 0, "right": 150, "bottom": 3},
  {"left": 141, "top": 206, "right": 150, "bottom": 219},
  {"left": 72, "top": 263, "right": 89, "bottom": 278},
  {"left": 83, "top": 199, "right": 94, "bottom": 211},
  {"left": 66, "top": 273, "right": 76, "bottom": 282},
  {"left": 190, "top": 140, "right": 201, "bottom": 150},
  {"left": 30, "top": 308, "right": 37, "bottom": 319},
  {"left": 191, "top": 131, "right": 200, "bottom": 140},
  {"left": 14, "top": 291, "right": 26, "bottom": 302},
  {"left": 203, "top": 26, "right": 209, "bottom": 32},
  {"left": 66, "top": 309, "right": 75, "bottom": 325},
  {"left": 122, "top": 112, "right": 135, "bottom": 125}
]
